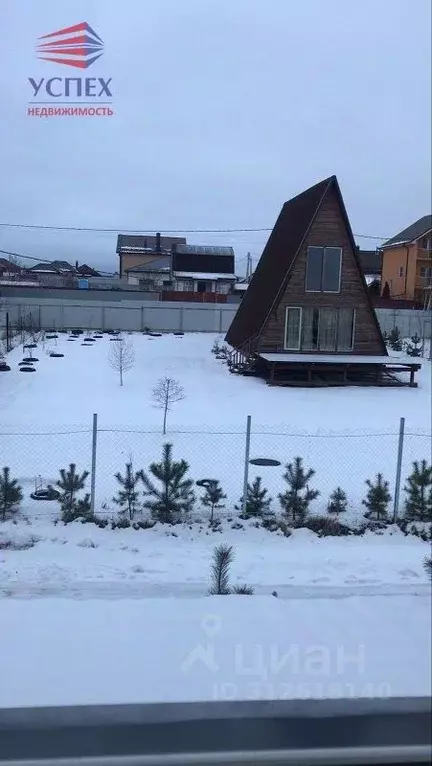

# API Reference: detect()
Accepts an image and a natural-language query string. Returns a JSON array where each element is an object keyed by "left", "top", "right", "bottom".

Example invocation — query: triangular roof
[
  {"left": 380, "top": 215, "right": 432, "bottom": 249},
  {"left": 226, "top": 175, "right": 386, "bottom": 353}
]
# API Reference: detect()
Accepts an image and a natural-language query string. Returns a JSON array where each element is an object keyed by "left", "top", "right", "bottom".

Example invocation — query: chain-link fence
[{"left": 0, "top": 417, "right": 430, "bottom": 524}]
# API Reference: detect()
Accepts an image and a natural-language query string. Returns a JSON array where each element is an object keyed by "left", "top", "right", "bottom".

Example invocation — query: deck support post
[{"left": 409, "top": 367, "right": 415, "bottom": 387}]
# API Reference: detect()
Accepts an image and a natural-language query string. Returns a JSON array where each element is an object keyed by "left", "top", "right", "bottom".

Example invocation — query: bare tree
[
  {"left": 152, "top": 376, "right": 184, "bottom": 434},
  {"left": 108, "top": 337, "right": 135, "bottom": 386}
]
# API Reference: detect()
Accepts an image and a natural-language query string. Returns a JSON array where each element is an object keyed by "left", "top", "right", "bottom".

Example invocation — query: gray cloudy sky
[{"left": 1, "top": 0, "right": 431, "bottom": 274}]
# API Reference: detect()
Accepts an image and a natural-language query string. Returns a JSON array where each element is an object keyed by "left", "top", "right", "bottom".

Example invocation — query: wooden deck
[{"left": 256, "top": 354, "right": 421, "bottom": 388}]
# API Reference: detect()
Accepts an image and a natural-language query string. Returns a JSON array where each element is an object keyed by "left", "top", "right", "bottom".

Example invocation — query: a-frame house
[{"left": 226, "top": 176, "right": 420, "bottom": 386}]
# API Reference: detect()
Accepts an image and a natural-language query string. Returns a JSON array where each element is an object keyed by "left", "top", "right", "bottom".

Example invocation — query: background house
[
  {"left": 356, "top": 248, "right": 382, "bottom": 286},
  {"left": 26, "top": 260, "right": 76, "bottom": 288},
  {"left": 116, "top": 233, "right": 187, "bottom": 277},
  {"left": 171, "top": 244, "right": 236, "bottom": 297},
  {"left": 379, "top": 215, "right": 432, "bottom": 305},
  {"left": 125, "top": 257, "right": 172, "bottom": 290}
]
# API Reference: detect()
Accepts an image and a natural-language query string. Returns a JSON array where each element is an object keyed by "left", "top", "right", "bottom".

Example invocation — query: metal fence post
[
  {"left": 5, "top": 312, "right": 10, "bottom": 352},
  {"left": 90, "top": 413, "right": 98, "bottom": 516},
  {"left": 393, "top": 417, "right": 405, "bottom": 522},
  {"left": 242, "top": 415, "right": 252, "bottom": 516}
]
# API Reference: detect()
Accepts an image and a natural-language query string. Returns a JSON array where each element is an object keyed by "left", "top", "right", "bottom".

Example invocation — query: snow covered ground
[
  {"left": 0, "top": 331, "right": 430, "bottom": 707},
  {"left": 0, "top": 332, "right": 430, "bottom": 519},
  {"left": 0, "top": 519, "right": 430, "bottom": 599},
  {"left": 1, "top": 593, "right": 431, "bottom": 708}
]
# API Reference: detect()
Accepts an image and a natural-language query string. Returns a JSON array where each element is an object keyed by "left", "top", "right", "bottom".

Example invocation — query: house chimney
[
  {"left": 75, "top": 260, "right": 79, "bottom": 270},
  {"left": 156, "top": 232, "right": 161, "bottom": 253}
]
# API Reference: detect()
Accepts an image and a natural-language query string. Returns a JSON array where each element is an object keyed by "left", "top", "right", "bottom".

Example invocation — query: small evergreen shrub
[
  {"left": 423, "top": 556, "right": 432, "bottom": 581},
  {"left": 388, "top": 327, "right": 402, "bottom": 351},
  {"left": 111, "top": 518, "right": 131, "bottom": 529},
  {"left": 113, "top": 462, "right": 141, "bottom": 521},
  {"left": 232, "top": 584, "right": 254, "bottom": 595},
  {"left": 279, "top": 457, "right": 319, "bottom": 524},
  {"left": 327, "top": 487, "right": 348, "bottom": 515},
  {"left": 304, "top": 515, "right": 351, "bottom": 537},
  {"left": 404, "top": 460, "right": 432, "bottom": 522},
  {"left": 0, "top": 467, "right": 23, "bottom": 521},
  {"left": 405, "top": 334, "right": 423, "bottom": 357},
  {"left": 362, "top": 473, "right": 391, "bottom": 522},
  {"left": 209, "top": 543, "right": 233, "bottom": 595},
  {"left": 132, "top": 520, "right": 156, "bottom": 530},
  {"left": 201, "top": 480, "right": 226, "bottom": 524},
  {"left": 56, "top": 463, "right": 90, "bottom": 523},
  {"left": 236, "top": 476, "right": 272, "bottom": 518},
  {"left": 140, "top": 443, "right": 195, "bottom": 524}
]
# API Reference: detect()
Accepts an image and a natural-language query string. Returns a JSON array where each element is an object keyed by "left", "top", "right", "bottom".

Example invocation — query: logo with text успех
[
  {"left": 36, "top": 22, "right": 104, "bottom": 69},
  {"left": 27, "top": 21, "right": 114, "bottom": 119}
]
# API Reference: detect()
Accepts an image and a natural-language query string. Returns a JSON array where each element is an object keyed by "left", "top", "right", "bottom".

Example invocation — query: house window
[
  {"left": 318, "top": 308, "right": 338, "bottom": 351},
  {"left": 420, "top": 267, "right": 426, "bottom": 277},
  {"left": 337, "top": 308, "right": 355, "bottom": 351},
  {"left": 305, "top": 247, "right": 342, "bottom": 292},
  {"left": 302, "top": 308, "right": 319, "bottom": 350},
  {"left": 399, "top": 266, "right": 404, "bottom": 277},
  {"left": 284, "top": 307, "right": 302, "bottom": 350},
  {"left": 286, "top": 307, "right": 355, "bottom": 352},
  {"left": 421, "top": 237, "right": 430, "bottom": 250}
]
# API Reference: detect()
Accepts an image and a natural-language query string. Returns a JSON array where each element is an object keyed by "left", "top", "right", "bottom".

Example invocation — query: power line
[{"left": 0, "top": 221, "right": 388, "bottom": 239}]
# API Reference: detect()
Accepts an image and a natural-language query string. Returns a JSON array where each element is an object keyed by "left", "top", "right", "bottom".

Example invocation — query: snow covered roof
[
  {"left": 174, "top": 244, "right": 234, "bottom": 256},
  {"left": 173, "top": 271, "right": 236, "bottom": 280},
  {"left": 233, "top": 283, "right": 249, "bottom": 291},
  {"left": 380, "top": 216, "right": 432, "bottom": 249}
]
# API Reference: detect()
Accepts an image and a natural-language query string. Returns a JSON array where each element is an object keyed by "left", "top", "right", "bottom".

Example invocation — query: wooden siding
[{"left": 257, "top": 187, "right": 384, "bottom": 355}]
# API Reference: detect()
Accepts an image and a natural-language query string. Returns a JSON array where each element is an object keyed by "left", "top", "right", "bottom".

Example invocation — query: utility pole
[{"left": 246, "top": 252, "right": 253, "bottom": 282}]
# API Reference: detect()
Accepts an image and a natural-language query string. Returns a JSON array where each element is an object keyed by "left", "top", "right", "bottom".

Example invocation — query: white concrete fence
[{"left": 1, "top": 294, "right": 431, "bottom": 338}]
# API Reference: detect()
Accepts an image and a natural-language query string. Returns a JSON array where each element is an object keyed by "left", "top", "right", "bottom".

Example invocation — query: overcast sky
[{"left": 1, "top": 0, "right": 431, "bottom": 274}]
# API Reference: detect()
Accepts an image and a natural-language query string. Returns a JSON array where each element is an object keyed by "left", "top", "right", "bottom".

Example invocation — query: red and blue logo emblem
[{"left": 36, "top": 22, "right": 103, "bottom": 69}]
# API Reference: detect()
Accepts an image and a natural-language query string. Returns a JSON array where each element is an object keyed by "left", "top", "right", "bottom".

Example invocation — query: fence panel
[
  {"left": 0, "top": 420, "right": 430, "bottom": 524},
  {"left": 0, "top": 424, "right": 92, "bottom": 520}
]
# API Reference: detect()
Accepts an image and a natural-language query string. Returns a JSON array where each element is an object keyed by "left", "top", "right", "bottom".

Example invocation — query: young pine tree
[
  {"left": 208, "top": 543, "right": 234, "bottom": 595},
  {"left": 201, "top": 480, "right": 226, "bottom": 524},
  {"left": 0, "top": 467, "right": 23, "bottom": 522},
  {"left": 362, "top": 473, "right": 391, "bottom": 521},
  {"left": 140, "top": 443, "right": 195, "bottom": 524},
  {"left": 405, "top": 334, "right": 423, "bottom": 357},
  {"left": 327, "top": 486, "right": 348, "bottom": 515},
  {"left": 404, "top": 460, "right": 432, "bottom": 522},
  {"left": 237, "top": 476, "right": 272, "bottom": 518},
  {"left": 388, "top": 327, "right": 402, "bottom": 351},
  {"left": 113, "top": 462, "right": 141, "bottom": 521},
  {"left": 424, "top": 556, "right": 432, "bottom": 582},
  {"left": 279, "top": 457, "right": 319, "bottom": 525},
  {"left": 56, "top": 463, "right": 90, "bottom": 522}
]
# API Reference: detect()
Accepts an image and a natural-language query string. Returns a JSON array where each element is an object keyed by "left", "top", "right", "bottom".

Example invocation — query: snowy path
[{"left": 1, "top": 580, "right": 430, "bottom": 600}]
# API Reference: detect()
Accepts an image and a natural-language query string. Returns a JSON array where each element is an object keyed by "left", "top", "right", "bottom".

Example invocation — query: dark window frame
[{"left": 305, "top": 246, "right": 342, "bottom": 293}]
